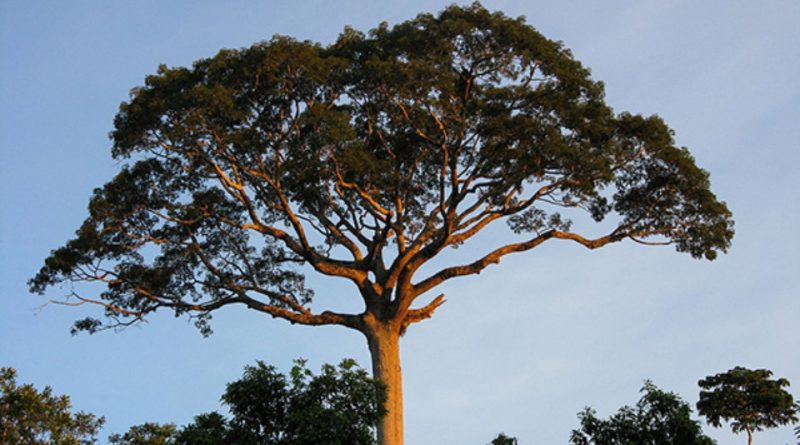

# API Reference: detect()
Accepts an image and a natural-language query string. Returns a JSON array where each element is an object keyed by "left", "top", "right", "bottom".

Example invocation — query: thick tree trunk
[
  {"left": 365, "top": 325, "right": 403, "bottom": 445},
  {"left": 746, "top": 426, "right": 753, "bottom": 445}
]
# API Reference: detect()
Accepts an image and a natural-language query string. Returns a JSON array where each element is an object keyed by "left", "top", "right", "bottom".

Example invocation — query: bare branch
[
  {"left": 410, "top": 226, "right": 659, "bottom": 298},
  {"left": 401, "top": 294, "right": 446, "bottom": 333},
  {"left": 52, "top": 293, "right": 145, "bottom": 318}
]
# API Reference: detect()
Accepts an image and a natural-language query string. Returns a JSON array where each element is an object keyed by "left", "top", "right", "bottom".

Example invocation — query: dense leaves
[
  {"left": 30, "top": 3, "right": 733, "bottom": 337},
  {"left": 0, "top": 367, "right": 104, "bottom": 445},
  {"left": 111, "top": 359, "right": 386, "bottom": 445},
  {"left": 570, "top": 381, "right": 716, "bottom": 445},
  {"left": 109, "top": 423, "right": 178, "bottom": 445},
  {"left": 697, "top": 367, "right": 798, "bottom": 443},
  {"left": 225, "top": 359, "right": 386, "bottom": 444}
]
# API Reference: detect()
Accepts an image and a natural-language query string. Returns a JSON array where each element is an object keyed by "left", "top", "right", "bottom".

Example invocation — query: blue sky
[{"left": 1, "top": 1, "right": 798, "bottom": 443}]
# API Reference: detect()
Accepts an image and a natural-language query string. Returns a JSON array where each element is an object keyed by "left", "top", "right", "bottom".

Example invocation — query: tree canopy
[
  {"left": 30, "top": 2, "right": 732, "bottom": 336},
  {"left": 29, "top": 3, "right": 733, "bottom": 444},
  {"left": 0, "top": 367, "right": 104, "bottom": 445},
  {"left": 697, "top": 367, "right": 798, "bottom": 445},
  {"left": 570, "top": 381, "right": 716, "bottom": 445}
]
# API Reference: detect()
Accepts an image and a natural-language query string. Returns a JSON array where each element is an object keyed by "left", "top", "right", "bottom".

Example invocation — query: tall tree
[
  {"left": 0, "top": 367, "right": 104, "bottom": 445},
  {"left": 697, "top": 367, "right": 799, "bottom": 445},
  {"left": 29, "top": 4, "right": 733, "bottom": 444},
  {"left": 570, "top": 381, "right": 716, "bottom": 445}
]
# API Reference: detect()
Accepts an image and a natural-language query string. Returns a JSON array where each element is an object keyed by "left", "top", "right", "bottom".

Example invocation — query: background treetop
[
  {"left": 0, "top": 367, "right": 105, "bottom": 445},
  {"left": 570, "top": 381, "right": 716, "bottom": 445},
  {"left": 109, "top": 359, "right": 385, "bottom": 445},
  {"left": 697, "top": 366, "right": 798, "bottom": 444}
]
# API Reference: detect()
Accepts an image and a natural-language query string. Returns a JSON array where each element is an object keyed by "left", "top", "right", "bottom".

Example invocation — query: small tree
[
  {"left": 0, "top": 367, "right": 104, "bottom": 445},
  {"left": 570, "top": 381, "right": 716, "bottom": 445},
  {"left": 227, "top": 359, "right": 386, "bottom": 445},
  {"left": 111, "top": 359, "right": 385, "bottom": 445},
  {"left": 697, "top": 367, "right": 799, "bottom": 445}
]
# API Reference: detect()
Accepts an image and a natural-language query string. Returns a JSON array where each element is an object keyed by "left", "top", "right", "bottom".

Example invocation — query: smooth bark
[{"left": 365, "top": 323, "right": 403, "bottom": 445}]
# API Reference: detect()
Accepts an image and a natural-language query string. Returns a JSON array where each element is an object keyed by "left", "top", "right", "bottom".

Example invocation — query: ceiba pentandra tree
[{"left": 31, "top": 4, "right": 734, "bottom": 445}]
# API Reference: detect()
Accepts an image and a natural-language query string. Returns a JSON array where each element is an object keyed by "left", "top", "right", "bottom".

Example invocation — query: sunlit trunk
[
  {"left": 366, "top": 325, "right": 403, "bottom": 445},
  {"left": 746, "top": 426, "right": 753, "bottom": 445}
]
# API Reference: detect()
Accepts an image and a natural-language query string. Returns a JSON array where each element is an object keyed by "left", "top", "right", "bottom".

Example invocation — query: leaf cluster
[
  {"left": 570, "top": 381, "right": 716, "bottom": 445},
  {"left": 109, "top": 423, "right": 178, "bottom": 445},
  {"left": 0, "top": 367, "right": 104, "bottom": 445}
]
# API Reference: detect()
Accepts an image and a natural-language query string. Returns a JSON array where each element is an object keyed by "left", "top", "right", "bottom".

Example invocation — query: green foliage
[
  {"left": 282, "top": 359, "right": 387, "bottom": 445},
  {"left": 0, "top": 367, "right": 104, "bottom": 445},
  {"left": 111, "top": 359, "right": 386, "bottom": 445},
  {"left": 224, "top": 358, "right": 386, "bottom": 445},
  {"left": 570, "top": 381, "right": 716, "bottom": 445},
  {"left": 490, "top": 432, "right": 519, "bottom": 444},
  {"left": 30, "top": 2, "right": 733, "bottom": 337},
  {"left": 697, "top": 367, "right": 798, "bottom": 438},
  {"left": 174, "top": 413, "right": 228, "bottom": 445},
  {"left": 109, "top": 422, "right": 177, "bottom": 445}
]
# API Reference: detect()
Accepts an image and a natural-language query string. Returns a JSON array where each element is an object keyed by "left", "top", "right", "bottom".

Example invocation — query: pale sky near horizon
[{"left": 1, "top": 1, "right": 799, "bottom": 444}]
